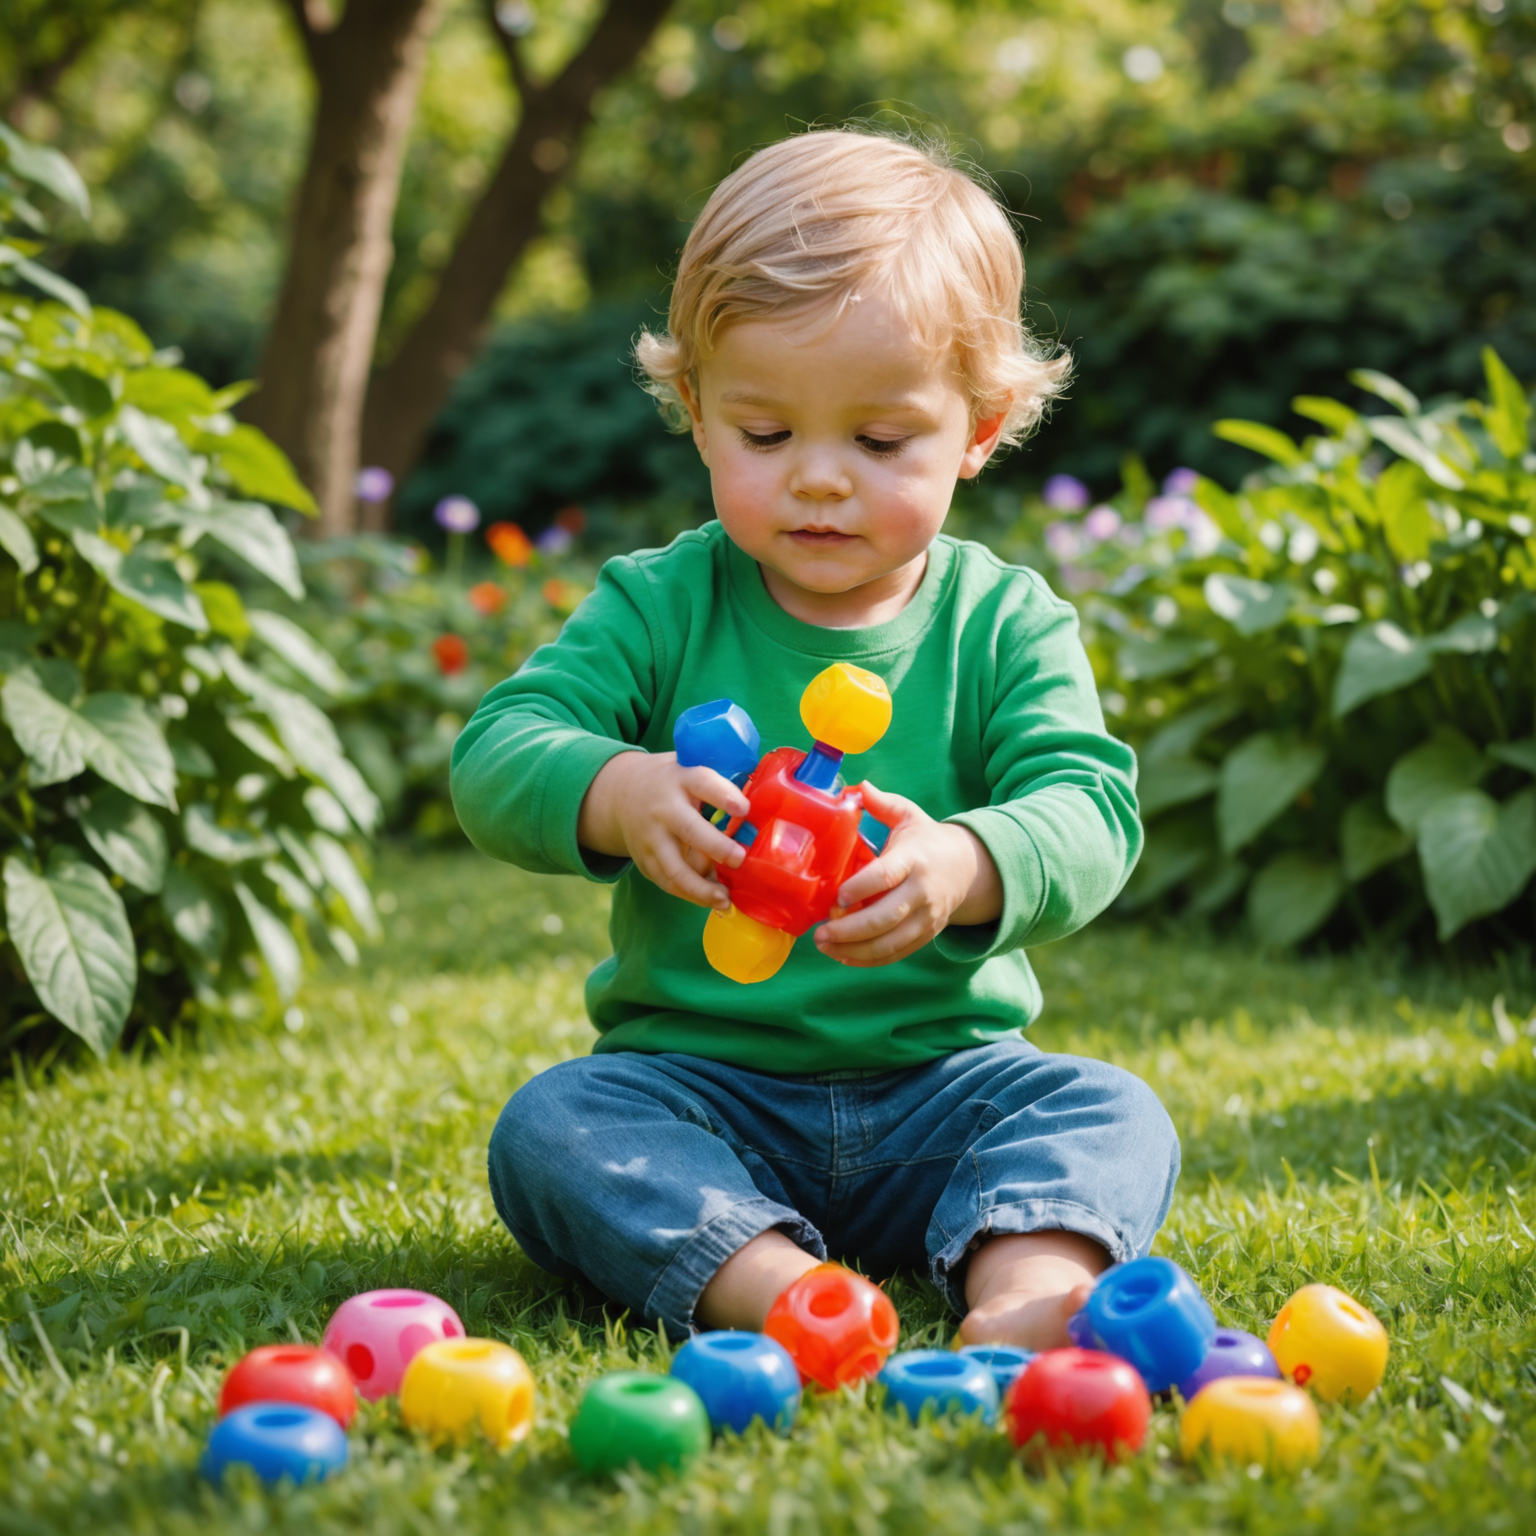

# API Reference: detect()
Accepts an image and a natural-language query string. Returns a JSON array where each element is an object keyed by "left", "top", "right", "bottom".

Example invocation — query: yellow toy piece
[
  {"left": 703, "top": 904, "right": 795, "bottom": 983},
  {"left": 1267, "top": 1284, "right": 1388, "bottom": 1404},
  {"left": 799, "top": 664, "right": 892, "bottom": 756},
  {"left": 399, "top": 1338, "right": 535, "bottom": 1448},
  {"left": 1180, "top": 1377, "right": 1321, "bottom": 1472}
]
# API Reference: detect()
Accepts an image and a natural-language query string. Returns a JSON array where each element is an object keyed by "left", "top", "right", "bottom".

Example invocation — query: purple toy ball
[
  {"left": 354, "top": 466, "right": 395, "bottom": 504},
  {"left": 1042, "top": 473, "right": 1091, "bottom": 513},
  {"left": 1066, "top": 1309, "right": 1097, "bottom": 1349},
  {"left": 1175, "top": 1327, "right": 1281, "bottom": 1401},
  {"left": 434, "top": 495, "right": 481, "bottom": 533}
]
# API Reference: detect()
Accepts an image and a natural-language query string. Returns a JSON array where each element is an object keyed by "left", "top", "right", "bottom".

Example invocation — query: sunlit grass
[{"left": 1, "top": 847, "right": 1533, "bottom": 1532}]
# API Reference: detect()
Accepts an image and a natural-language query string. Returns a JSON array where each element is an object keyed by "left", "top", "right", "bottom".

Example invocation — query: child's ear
[
  {"left": 677, "top": 372, "right": 709, "bottom": 465},
  {"left": 958, "top": 409, "right": 1008, "bottom": 479}
]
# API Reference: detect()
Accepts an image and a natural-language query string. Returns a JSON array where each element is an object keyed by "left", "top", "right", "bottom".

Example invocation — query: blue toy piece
[
  {"left": 876, "top": 1350, "right": 1000, "bottom": 1425},
  {"left": 669, "top": 1331, "right": 801, "bottom": 1435},
  {"left": 1176, "top": 1327, "right": 1282, "bottom": 1401},
  {"left": 1066, "top": 1309, "right": 1096, "bottom": 1350},
  {"left": 1078, "top": 1256, "right": 1216, "bottom": 1394},
  {"left": 201, "top": 1402, "right": 348, "bottom": 1485},
  {"left": 674, "top": 700, "right": 761, "bottom": 786},
  {"left": 957, "top": 1344, "right": 1034, "bottom": 1401}
]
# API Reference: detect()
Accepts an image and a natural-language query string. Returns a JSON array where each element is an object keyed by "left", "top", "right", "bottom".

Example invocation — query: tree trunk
[
  {"left": 359, "top": 0, "right": 671, "bottom": 495},
  {"left": 247, "top": 0, "right": 443, "bottom": 536}
]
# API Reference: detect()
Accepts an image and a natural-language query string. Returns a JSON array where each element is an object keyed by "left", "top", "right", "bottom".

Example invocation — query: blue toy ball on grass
[
  {"left": 201, "top": 1402, "right": 348, "bottom": 1485},
  {"left": 670, "top": 1331, "right": 801, "bottom": 1435},
  {"left": 957, "top": 1344, "right": 1034, "bottom": 1401},
  {"left": 877, "top": 1350, "right": 999, "bottom": 1425}
]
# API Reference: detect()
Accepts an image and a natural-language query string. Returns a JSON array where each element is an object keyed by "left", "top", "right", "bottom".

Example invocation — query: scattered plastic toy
[
  {"left": 669, "top": 1331, "right": 801, "bottom": 1435},
  {"left": 1180, "top": 1376, "right": 1322, "bottom": 1472},
  {"left": 1176, "top": 1327, "right": 1281, "bottom": 1401},
  {"left": 877, "top": 1349, "right": 999, "bottom": 1424},
  {"left": 1267, "top": 1283, "right": 1389, "bottom": 1404},
  {"left": 675, "top": 663, "right": 894, "bottom": 983},
  {"left": 218, "top": 1343, "right": 357, "bottom": 1427},
  {"left": 201, "top": 1402, "right": 348, "bottom": 1486},
  {"left": 569, "top": 1372, "right": 711, "bottom": 1475},
  {"left": 1071, "top": 1256, "right": 1216, "bottom": 1393},
  {"left": 763, "top": 1264, "right": 900, "bottom": 1390},
  {"left": 400, "top": 1337, "right": 535, "bottom": 1448},
  {"left": 1006, "top": 1348, "right": 1152, "bottom": 1460},
  {"left": 958, "top": 1344, "right": 1035, "bottom": 1400},
  {"left": 321, "top": 1288, "right": 464, "bottom": 1400}
]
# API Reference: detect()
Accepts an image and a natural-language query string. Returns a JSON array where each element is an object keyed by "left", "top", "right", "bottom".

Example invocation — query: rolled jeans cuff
[
  {"left": 645, "top": 1195, "right": 826, "bottom": 1339},
  {"left": 930, "top": 1197, "right": 1133, "bottom": 1315}
]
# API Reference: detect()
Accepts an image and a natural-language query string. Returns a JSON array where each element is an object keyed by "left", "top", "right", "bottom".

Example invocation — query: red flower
[
  {"left": 542, "top": 578, "right": 585, "bottom": 615},
  {"left": 486, "top": 521, "right": 532, "bottom": 568},
  {"left": 468, "top": 580, "right": 508, "bottom": 616},
  {"left": 432, "top": 633, "right": 470, "bottom": 675},
  {"left": 555, "top": 504, "right": 586, "bottom": 534}
]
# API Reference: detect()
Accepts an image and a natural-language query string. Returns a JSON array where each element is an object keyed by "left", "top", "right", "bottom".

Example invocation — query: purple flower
[
  {"left": 1044, "top": 521, "right": 1083, "bottom": 560},
  {"left": 1083, "top": 504, "right": 1122, "bottom": 543},
  {"left": 1042, "top": 473, "right": 1091, "bottom": 512},
  {"left": 434, "top": 495, "right": 480, "bottom": 533},
  {"left": 536, "top": 524, "right": 575, "bottom": 556},
  {"left": 1144, "top": 495, "right": 1192, "bottom": 533},
  {"left": 354, "top": 466, "right": 394, "bottom": 503},
  {"left": 1163, "top": 466, "right": 1201, "bottom": 497}
]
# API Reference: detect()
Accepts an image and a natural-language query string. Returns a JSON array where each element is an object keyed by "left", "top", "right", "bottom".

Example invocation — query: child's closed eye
[
  {"left": 856, "top": 434, "right": 909, "bottom": 457},
  {"left": 737, "top": 427, "right": 791, "bottom": 451}
]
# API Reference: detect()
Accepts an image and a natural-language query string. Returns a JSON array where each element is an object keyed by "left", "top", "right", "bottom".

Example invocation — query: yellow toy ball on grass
[
  {"left": 799, "top": 664, "right": 892, "bottom": 756},
  {"left": 400, "top": 1338, "right": 535, "bottom": 1448},
  {"left": 1267, "top": 1284, "right": 1388, "bottom": 1404},
  {"left": 1180, "top": 1376, "right": 1321, "bottom": 1472}
]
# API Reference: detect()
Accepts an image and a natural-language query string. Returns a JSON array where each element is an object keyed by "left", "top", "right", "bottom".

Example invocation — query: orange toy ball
[
  {"left": 764, "top": 1265, "right": 899, "bottom": 1390},
  {"left": 218, "top": 1344, "right": 357, "bottom": 1427}
]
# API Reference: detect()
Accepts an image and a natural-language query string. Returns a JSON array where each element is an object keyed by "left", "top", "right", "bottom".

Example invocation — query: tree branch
[{"left": 481, "top": 0, "right": 536, "bottom": 102}]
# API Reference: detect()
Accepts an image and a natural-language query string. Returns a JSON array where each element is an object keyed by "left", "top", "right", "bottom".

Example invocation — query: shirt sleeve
[
  {"left": 449, "top": 559, "right": 658, "bottom": 881},
  {"left": 934, "top": 577, "right": 1141, "bottom": 961}
]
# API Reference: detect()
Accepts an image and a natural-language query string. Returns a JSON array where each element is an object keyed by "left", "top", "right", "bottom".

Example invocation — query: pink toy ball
[{"left": 321, "top": 1289, "right": 464, "bottom": 1400}]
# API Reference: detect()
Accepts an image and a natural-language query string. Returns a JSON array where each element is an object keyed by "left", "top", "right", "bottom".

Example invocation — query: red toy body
[
  {"left": 763, "top": 1264, "right": 900, "bottom": 1391},
  {"left": 218, "top": 1344, "right": 357, "bottom": 1427},
  {"left": 718, "top": 747, "right": 879, "bottom": 936},
  {"left": 1006, "top": 1348, "right": 1150, "bottom": 1459}
]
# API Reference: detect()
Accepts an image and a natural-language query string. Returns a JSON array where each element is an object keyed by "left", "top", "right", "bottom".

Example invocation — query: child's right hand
[{"left": 577, "top": 751, "right": 752, "bottom": 910}]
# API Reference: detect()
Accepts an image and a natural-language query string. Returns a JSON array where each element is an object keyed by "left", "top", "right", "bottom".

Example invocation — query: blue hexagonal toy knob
[
  {"left": 674, "top": 699, "right": 760, "bottom": 786},
  {"left": 1079, "top": 1256, "right": 1216, "bottom": 1394}
]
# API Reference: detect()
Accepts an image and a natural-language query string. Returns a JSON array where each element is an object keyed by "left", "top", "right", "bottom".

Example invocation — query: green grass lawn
[{"left": 2, "top": 845, "right": 1534, "bottom": 1534}]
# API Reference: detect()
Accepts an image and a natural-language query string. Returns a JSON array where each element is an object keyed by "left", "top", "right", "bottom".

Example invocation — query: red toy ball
[
  {"left": 219, "top": 1344, "right": 357, "bottom": 1427},
  {"left": 1006, "top": 1348, "right": 1150, "bottom": 1460},
  {"left": 764, "top": 1265, "right": 899, "bottom": 1391}
]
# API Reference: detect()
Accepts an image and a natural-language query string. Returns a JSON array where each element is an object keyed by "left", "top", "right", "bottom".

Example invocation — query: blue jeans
[{"left": 487, "top": 1040, "right": 1179, "bottom": 1338}]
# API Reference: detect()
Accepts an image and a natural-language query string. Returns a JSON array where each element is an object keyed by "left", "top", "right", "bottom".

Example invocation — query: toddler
[{"left": 452, "top": 130, "right": 1179, "bottom": 1347}]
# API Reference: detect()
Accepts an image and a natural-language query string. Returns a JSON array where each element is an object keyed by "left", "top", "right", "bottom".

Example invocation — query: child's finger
[
  {"left": 818, "top": 913, "right": 930, "bottom": 966},
  {"left": 836, "top": 847, "right": 910, "bottom": 909},
  {"left": 816, "top": 886, "right": 911, "bottom": 947},
  {"left": 673, "top": 809, "right": 748, "bottom": 870},
  {"left": 648, "top": 844, "right": 732, "bottom": 909},
  {"left": 680, "top": 765, "right": 751, "bottom": 820},
  {"left": 854, "top": 780, "right": 920, "bottom": 828}
]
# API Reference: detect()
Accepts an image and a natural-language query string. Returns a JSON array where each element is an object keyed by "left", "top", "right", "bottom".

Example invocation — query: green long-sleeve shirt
[{"left": 451, "top": 523, "right": 1140, "bottom": 1073}]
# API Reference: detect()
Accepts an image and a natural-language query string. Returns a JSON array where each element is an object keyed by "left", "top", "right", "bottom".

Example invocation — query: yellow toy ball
[
  {"left": 399, "top": 1338, "right": 535, "bottom": 1448},
  {"left": 703, "top": 904, "right": 795, "bottom": 983},
  {"left": 799, "top": 664, "right": 892, "bottom": 756},
  {"left": 1180, "top": 1377, "right": 1321, "bottom": 1472},
  {"left": 1267, "top": 1284, "right": 1388, "bottom": 1404}
]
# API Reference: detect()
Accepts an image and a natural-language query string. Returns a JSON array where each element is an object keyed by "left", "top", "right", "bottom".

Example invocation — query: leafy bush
[
  {"left": 1016, "top": 350, "right": 1536, "bottom": 951},
  {"left": 0, "top": 128, "right": 379, "bottom": 1057}
]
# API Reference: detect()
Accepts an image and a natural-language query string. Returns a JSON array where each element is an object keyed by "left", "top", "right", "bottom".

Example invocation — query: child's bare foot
[{"left": 959, "top": 1231, "right": 1110, "bottom": 1352}]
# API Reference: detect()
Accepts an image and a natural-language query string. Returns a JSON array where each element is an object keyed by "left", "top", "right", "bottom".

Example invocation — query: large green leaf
[
  {"left": 232, "top": 881, "right": 301, "bottom": 1000},
  {"left": 0, "top": 670, "right": 177, "bottom": 807},
  {"left": 179, "top": 501, "right": 305, "bottom": 601},
  {"left": 0, "top": 122, "right": 91, "bottom": 218},
  {"left": 1117, "top": 811, "right": 1212, "bottom": 912},
  {"left": 13, "top": 440, "right": 93, "bottom": 502},
  {"left": 1247, "top": 852, "right": 1344, "bottom": 947},
  {"left": 45, "top": 365, "right": 114, "bottom": 419},
  {"left": 1489, "top": 738, "right": 1536, "bottom": 776},
  {"left": 80, "top": 788, "right": 167, "bottom": 893},
  {"left": 1419, "top": 788, "right": 1536, "bottom": 940},
  {"left": 1116, "top": 636, "right": 1216, "bottom": 682},
  {"left": 1141, "top": 699, "right": 1240, "bottom": 764},
  {"left": 1375, "top": 460, "right": 1435, "bottom": 563},
  {"left": 1332, "top": 622, "right": 1431, "bottom": 717},
  {"left": 1203, "top": 574, "right": 1291, "bottom": 636},
  {"left": 161, "top": 865, "right": 227, "bottom": 958},
  {"left": 209, "top": 424, "right": 318, "bottom": 516},
  {"left": 1366, "top": 416, "right": 1465, "bottom": 491},
  {"left": 3, "top": 850, "right": 135, "bottom": 1058},
  {"left": 1137, "top": 755, "right": 1220, "bottom": 818},
  {"left": 1211, "top": 419, "right": 1303, "bottom": 466},
  {"left": 0, "top": 245, "right": 89, "bottom": 317},
  {"left": 0, "top": 506, "right": 38, "bottom": 574},
  {"left": 1340, "top": 798, "right": 1413, "bottom": 883},
  {"left": 115, "top": 405, "right": 197, "bottom": 491},
  {"left": 310, "top": 832, "right": 380, "bottom": 940},
  {"left": 183, "top": 803, "right": 277, "bottom": 863},
  {"left": 1349, "top": 368, "right": 1419, "bottom": 416},
  {"left": 247, "top": 609, "right": 347, "bottom": 695},
  {"left": 1482, "top": 347, "right": 1530, "bottom": 460},
  {"left": 1217, "top": 733, "right": 1327, "bottom": 854},
  {"left": 1385, "top": 730, "right": 1487, "bottom": 835},
  {"left": 72, "top": 531, "right": 208, "bottom": 631}
]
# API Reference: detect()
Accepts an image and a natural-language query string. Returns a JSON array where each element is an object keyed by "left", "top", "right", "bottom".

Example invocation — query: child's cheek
[{"left": 710, "top": 444, "right": 782, "bottom": 534}]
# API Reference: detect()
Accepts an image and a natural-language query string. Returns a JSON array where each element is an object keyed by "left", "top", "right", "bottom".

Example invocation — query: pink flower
[
  {"left": 1042, "top": 473, "right": 1091, "bottom": 512},
  {"left": 1163, "top": 466, "right": 1201, "bottom": 497},
  {"left": 1044, "top": 521, "right": 1083, "bottom": 560},
  {"left": 1083, "top": 505, "right": 1123, "bottom": 543},
  {"left": 434, "top": 496, "right": 480, "bottom": 533},
  {"left": 1145, "top": 495, "right": 1194, "bottom": 533}
]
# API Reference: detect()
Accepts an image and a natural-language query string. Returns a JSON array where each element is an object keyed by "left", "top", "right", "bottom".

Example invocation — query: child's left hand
[{"left": 813, "top": 782, "right": 1002, "bottom": 966}]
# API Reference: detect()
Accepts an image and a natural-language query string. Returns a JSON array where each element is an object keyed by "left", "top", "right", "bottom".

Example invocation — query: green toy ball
[{"left": 569, "top": 1372, "right": 710, "bottom": 1475}]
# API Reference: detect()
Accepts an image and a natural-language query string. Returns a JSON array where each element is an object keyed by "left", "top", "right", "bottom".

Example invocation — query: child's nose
[{"left": 789, "top": 449, "right": 853, "bottom": 502}]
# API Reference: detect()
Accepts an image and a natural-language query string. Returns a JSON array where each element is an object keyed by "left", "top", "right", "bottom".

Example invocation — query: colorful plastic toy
[
  {"left": 1074, "top": 1256, "right": 1216, "bottom": 1393},
  {"left": 958, "top": 1344, "right": 1035, "bottom": 1400},
  {"left": 218, "top": 1344, "right": 357, "bottom": 1427},
  {"left": 1267, "top": 1283, "right": 1389, "bottom": 1404},
  {"left": 569, "top": 1372, "right": 711, "bottom": 1475},
  {"left": 321, "top": 1288, "right": 465, "bottom": 1400},
  {"left": 399, "top": 1337, "right": 535, "bottom": 1448},
  {"left": 669, "top": 1331, "right": 801, "bottom": 1435},
  {"left": 675, "top": 663, "right": 894, "bottom": 983},
  {"left": 1180, "top": 1376, "right": 1322, "bottom": 1472},
  {"left": 1006, "top": 1348, "right": 1151, "bottom": 1460},
  {"left": 763, "top": 1264, "right": 900, "bottom": 1391},
  {"left": 877, "top": 1349, "right": 999, "bottom": 1424},
  {"left": 201, "top": 1402, "right": 348, "bottom": 1485},
  {"left": 1176, "top": 1327, "right": 1281, "bottom": 1401}
]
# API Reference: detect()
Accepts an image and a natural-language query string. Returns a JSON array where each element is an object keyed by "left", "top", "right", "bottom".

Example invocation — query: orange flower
[
  {"left": 468, "top": 580, "right": 507, "bottom": 616},
  {"left": 542, "top": 578, "right": 586, "bottom": 615},
  {"left": 431, "top": 633, "right": 470, "bottom": 675},
  {"left": 486, "top": 521, "right": 532, "bottom": 567},
  {"left": 555, "top": 504, "right": 587, "bottom": 534}
]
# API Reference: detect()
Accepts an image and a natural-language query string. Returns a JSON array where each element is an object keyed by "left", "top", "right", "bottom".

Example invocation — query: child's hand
[
  {"left": 578, "top": 751, "right": 752, "bottom": 910},
  {"left": 813, "top": 782, "right": 1002, "bottom": 966}
]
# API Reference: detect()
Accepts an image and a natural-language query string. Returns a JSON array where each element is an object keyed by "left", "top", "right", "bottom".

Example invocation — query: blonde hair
[{"left": 635, "top": 128, "right": 1069, "bottom": 454}]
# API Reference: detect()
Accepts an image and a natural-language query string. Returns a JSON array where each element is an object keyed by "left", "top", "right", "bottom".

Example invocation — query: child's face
[{"left": 683, "top": 292, "right": 1003, "bottom": 621}]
